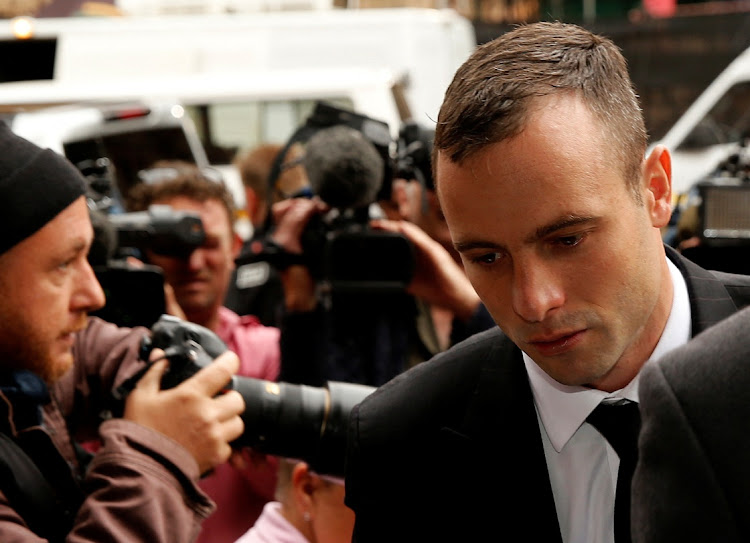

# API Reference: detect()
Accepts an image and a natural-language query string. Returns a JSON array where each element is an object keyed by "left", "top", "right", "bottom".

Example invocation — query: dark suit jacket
[
  {"left": 344, "top": 247, "right": 750, "bottom": 542},
  {"left": 632, "top": 305, "right": 750, "bottom": 543}
]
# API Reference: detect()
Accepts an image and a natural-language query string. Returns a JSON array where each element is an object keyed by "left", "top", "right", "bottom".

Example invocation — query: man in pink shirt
[{"left": 128, "top": 163, "right": 281, "bottom": 543}]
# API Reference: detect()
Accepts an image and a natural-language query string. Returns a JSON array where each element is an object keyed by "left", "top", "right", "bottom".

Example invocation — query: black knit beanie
[{"left": 0, "top": 121, "right": 87, "bottom": 255}]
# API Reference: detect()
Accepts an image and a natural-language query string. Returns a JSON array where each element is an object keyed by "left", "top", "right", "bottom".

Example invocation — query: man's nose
[
  {"left": 76, "top": 261, "right": 106, "bottom": 312},
  {"left": 186, "top": 248, "right": 207, "bottom": 271},
  {"left": 511, "top": 258, "right": 565, "bottom": 323}
]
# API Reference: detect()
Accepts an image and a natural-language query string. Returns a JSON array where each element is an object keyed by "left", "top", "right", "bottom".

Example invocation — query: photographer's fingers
[
  {"left": 371, "top": 218, "right": 481, "bottom": 318},
  {"left": 213, "top": 390, "right": 245, "bottom": 438},
  {"left": 163, "top": 283, "right": 187, "bottom": 320},
  {"left": 270, "top": 197, "right": 328, "bottom": 253},
  {"left": 371, "top": 217, "right": 436, "bottom": 248},
  {"left": 182, "top": 350, "right": 241, "bottom": 397},
  {"left": 133, "top": 354, "right": 170, "bottom": 392},
  {"left": 123, "top": 353, "right": 245, "bottom": 475}
]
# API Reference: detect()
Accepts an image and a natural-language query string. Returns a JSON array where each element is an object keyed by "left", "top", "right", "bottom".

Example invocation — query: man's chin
[{"left": 43, "top": 353, "right": 75, "bottom": 383}]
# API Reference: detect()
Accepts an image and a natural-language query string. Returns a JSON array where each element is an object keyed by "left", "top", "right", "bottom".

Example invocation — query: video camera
[
  {"left": 110, "top": 315, "right": 374, "bottom": 478},
  {"left": 245, "top": 102, "right": 417, "bottom": 294},
  {"left": 677, "top": 132, "right": 750, "bottom": 274},
  {"left": 80, "top": 158, "right": 207, "bottom": 328}
]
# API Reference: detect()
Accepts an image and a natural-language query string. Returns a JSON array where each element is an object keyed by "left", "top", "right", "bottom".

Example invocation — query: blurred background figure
[
  {"left": 270, "top": 113, "right": 493, "bottom": 387},
  {"left": 127, "top": 162, "right": 281, "bottom": 543},
  {"left": 384, "top": 120, "right": 493, "bottom": 359},
  {"left": 235, "top": 459, "right": 354, "bottom": 543},
  {"left": 223, "top": 142, "right": 310, "bottom": 328}
]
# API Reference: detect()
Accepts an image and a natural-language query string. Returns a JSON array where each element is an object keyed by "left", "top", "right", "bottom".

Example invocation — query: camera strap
[{"left": 0, "top": 431, "right": 77, "bottom": 542}]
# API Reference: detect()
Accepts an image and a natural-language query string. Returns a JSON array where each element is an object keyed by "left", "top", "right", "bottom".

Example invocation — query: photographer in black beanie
[{"left": 0, "top": 122, "right": 246, "bottom": 542}]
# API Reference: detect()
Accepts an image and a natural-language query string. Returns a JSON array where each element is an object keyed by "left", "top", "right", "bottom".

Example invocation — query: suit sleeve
[{"left": 632, "top": 361, "right": 741, "bottom": 543}]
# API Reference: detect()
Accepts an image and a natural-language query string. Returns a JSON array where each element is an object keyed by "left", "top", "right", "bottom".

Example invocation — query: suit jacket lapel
[
  {"left": 666, "top": 245, "right": 742, "bottom": 335},
  {"left": 445, "top": 331, "right": 563, "bottom": 542}
]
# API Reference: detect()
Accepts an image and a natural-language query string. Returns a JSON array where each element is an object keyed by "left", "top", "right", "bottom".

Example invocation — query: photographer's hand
[
  {"left": 371, "top": 219, "right": 481, "bottom": 322},
  {"left": 123, "top": 348, "right": 245, "bottom": 475},
  {"left": 269, "top": 197, "right": 328, "bottom": 313},
  {"left": 269, "top": 197, "right": 328, "bottom": 254}
]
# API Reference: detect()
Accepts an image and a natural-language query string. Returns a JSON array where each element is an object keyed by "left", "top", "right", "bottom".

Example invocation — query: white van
[
  {"left": 652, "top": 45, "right": 750, "bottom": 198},
  {"left": 0, "top": 67, "right": 406, "bottom": 212},
  {"left": 0, "top": 8, "right": 476, "bottom": 128}
]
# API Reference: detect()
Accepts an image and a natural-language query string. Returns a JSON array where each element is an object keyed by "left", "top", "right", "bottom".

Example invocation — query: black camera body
[
  {"left": 298, "top": 206, "right": 415, "bottom": 293},
  {"left": 113, "top": 315, "right": 374, "bottom": 478},
  {"left": 81, "top": 156, "right": 207, "bottom": 328},
  {"left": 106, "top": 205, "right": 206, "bottom": 260}
]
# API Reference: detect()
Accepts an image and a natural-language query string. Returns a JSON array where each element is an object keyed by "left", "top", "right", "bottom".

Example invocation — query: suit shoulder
[
  {"left": 352, "top": 327, "right": 511, "bottom": 428},
  {"left": 649, "top": 305, "right": 750, "bottom": 391},
  {"left": 710, "top": 270, "right": 750, "bottom": 307}
]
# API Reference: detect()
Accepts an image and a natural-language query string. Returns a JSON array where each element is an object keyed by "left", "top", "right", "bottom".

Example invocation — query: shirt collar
[{"left": 523, "top": 256, "right": 691, "bottom": 453}]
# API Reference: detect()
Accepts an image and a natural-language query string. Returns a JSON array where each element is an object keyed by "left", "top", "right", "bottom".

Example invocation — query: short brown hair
[
  {"left": 127, "top": 160, "right": 237, "bottom": 230},
  {"left": 234, "top": 143, "right": 309, "bottom": 204},
  {"left": 234, "top": 144, "right": 280, "bottom": 203},
  {"left": 434, "top": 22, "right": 647, "bottom": 200}
]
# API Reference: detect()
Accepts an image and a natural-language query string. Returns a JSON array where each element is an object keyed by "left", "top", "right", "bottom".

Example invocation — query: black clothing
[
  {"left": 224, "top": 239, "right": 285, "bottom": 328},
  {"left": 633, "top": 304, "right": 750, "bottom": 542},
  {"left": 280, "top": 292, "right": 494, "bottom": 388},
  {"left": 344, "top": 247, "right": 750, "bottom": 542}
]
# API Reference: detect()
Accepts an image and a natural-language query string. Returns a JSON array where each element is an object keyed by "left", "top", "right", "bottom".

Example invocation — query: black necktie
[{"left": 586, "top": 400, "right": 641, "bottom": 543}]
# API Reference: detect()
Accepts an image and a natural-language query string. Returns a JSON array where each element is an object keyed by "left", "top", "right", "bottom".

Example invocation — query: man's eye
[
  {"left": 471, "top": 252, "right": 500, "bottom": 265},
  {"left": 555, "top": 233, "right": 584, "bottom": 247}
]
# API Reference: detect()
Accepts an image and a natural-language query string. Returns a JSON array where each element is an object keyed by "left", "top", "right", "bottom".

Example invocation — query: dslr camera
[
  {"left": 111, "top": 315, "right": 374, "bottom": 478},
  {"left": 81, "top": 158, "right": 206, "bottom": 328}
]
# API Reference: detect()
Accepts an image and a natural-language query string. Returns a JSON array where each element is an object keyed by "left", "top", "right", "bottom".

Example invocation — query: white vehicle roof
[
  {"left": 0, "top": 8, "right": 475, "bottom": 124},
  {"left": 0, "top": 66, "right": 407, "bottom": 135}
]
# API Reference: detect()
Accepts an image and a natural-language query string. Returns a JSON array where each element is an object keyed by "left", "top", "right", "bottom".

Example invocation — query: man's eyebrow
[
  {"left": 453, "top": 239, "right": 505, "bottom": 253},
  {"left": 529, "top": 215, "right": 598, "bottom": 243},
  {"left": 453, "top": 215, "right": 599, "bottom": 254}
]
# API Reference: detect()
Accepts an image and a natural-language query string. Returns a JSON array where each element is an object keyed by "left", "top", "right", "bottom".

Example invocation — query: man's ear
[
  {"left": 245, "top": 187, "right": 260, "bottom": 222},
  {"left": 231, "top": 231, "right": 243, "bottom": 263},
  {"left": 642, "top": 145, "right": 673, "bottom": 228}
]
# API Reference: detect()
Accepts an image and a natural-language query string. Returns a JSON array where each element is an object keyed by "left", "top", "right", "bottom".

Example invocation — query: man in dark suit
[
  {"left": 343, "top": 21, "right": 750, "bottom": 543},
  {"left": 632, "top": 305, "right": 750, "bottom": 542}
]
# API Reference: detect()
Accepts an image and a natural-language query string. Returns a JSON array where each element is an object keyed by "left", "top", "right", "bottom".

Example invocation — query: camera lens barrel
[
  {"left": 232, "top": 378, "right": 328, "bottom": 459},
  {"left": 231, "top": 377, "right": 374, "bottom": 477}
]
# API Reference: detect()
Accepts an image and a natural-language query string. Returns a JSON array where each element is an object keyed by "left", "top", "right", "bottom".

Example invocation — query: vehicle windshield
[
  {"left": 64, "top": 126, "right": 197, "bottom": 209},
  {"left": 680, "top": 80, "right": 750, "bottom": 149}
]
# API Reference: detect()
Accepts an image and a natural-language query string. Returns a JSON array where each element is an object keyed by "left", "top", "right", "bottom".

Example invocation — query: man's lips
[
  {"left": 59, "top": 324, "right": 86, "bottom": 345},
  {"left": 528, "top": 330, "right": 585, "bottom": 356},
  {"left": 175, "top": 277, "right": 209, "bottom": 289}
]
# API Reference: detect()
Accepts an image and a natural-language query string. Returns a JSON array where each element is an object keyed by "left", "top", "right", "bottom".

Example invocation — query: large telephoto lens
[{"left": 231, "top": 377, "right": 374, "bottom": 477}]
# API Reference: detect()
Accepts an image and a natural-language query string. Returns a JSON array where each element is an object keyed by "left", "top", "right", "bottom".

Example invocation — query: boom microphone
[{"left": 303, "top": 124, "right": 385, "bottom": 209}]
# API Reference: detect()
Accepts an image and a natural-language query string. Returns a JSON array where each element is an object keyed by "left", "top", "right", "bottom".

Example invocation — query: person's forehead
[
  {"left": 437, "top": 96, "right": 610, "bottom": 188},
  {"left": 436, "top": 125, "right": 628, "bottom": 247},
  {"left": 156, "top": 196, "right": 230, "bottom": 223}
]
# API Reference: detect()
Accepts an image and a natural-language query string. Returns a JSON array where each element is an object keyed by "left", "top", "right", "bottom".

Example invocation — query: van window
[
  {"left": 63, "top": 126, "right": 198, "bottom": 205},
  {"left": 0, "top": 39, "right": 56, "bottom": 83},
  {"left": 185, "top": 97, "right": 354, "bottom": 164},
  {"left": 681, "top": 81, "right": 750, "bottom": 150}
]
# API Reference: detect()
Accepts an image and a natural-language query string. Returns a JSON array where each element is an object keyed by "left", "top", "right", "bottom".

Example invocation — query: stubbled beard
[{"left": 0, "top": 317, "right": 86, "bottom": 384}]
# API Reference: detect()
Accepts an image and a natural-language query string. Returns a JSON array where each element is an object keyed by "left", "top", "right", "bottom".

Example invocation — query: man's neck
[
  {"left": 590, "top": 255, "right": 675, "bottom": 393},
  {"left": 185, "top": 308, "right": 220, "bottom": 333}
]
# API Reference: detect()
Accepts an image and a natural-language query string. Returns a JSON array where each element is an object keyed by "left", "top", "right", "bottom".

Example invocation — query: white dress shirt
[{"left": 523, "top": 257, "right": 692, "bottom": 543}]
